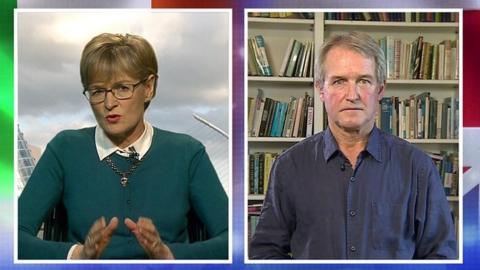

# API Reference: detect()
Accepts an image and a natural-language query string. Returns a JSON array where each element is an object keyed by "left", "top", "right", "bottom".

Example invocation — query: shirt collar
[
  {"left": 323, "top": 127, "right": 340, "bottom": 161},
  {"left": 95, "top": 121, "right": 154, "bottom": 161},
  {"left": 365, "top": 126, "right": 382, "bottom": 162},
  {"left": 322, "top": 125, "right": 383, "bottom": 163}
]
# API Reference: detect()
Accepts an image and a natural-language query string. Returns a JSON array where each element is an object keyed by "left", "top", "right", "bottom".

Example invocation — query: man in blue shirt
[{"left": 249, "top": 32, "right": 457, "bottom": 259}]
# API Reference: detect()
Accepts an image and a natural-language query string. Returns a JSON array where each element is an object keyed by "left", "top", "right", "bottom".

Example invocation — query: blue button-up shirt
[{"left": 250, "top": 127, "right": 457, "bottom": 259}]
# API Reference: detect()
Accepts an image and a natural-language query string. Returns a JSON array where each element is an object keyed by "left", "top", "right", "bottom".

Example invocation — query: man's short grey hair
[{"left": 315, "top": 31, "right": 386, "bottom": 88}]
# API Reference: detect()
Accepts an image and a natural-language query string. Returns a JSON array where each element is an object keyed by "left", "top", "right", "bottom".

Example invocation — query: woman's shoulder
[
  {"left": 151, "top": 127, "right": 204, "bottom": 151},
  {"left": 49, "top": 127, "right": 95, "bottom": 147}
]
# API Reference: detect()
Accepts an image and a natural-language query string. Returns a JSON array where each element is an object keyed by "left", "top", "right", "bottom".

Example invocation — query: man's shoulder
[
  {"left": 377, "top": 129, "right": 431, "bottom": 161},
  {"left": 275, "top": 131, "right": 325, "bottom": 164}
]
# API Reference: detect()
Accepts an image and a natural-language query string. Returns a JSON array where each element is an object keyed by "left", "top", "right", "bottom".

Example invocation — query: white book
[
  {"left": 451, "top": 42, "right": 458, "bottom": 80},
  {"left": 309, "top": 41, "right": 314, "bottom": 78},
  {"left": 252, "top": 100, "right": 265, "bottom": 137},
  {"left": 251, "top": 89, "right": 264, "bottom": 137},
  {"left": 436, "top": 102, "right": 443, "bottom": 139},
  {"left": 386, "top": 36, "right": 395, "bottom": 79},
  {"left": 302, "top": 41, "right": 312, "bottom": 77},
  {"left": 278, "top": 38, "right": 295, "bottom": 77},
  {"left": 297, "top": 42, "right": 309, "bottom": 78},
  {"left": 306, "top": 106, "right": 314, "bottom": 137},
  {"left": 292, "top": 97, "right": 304, "bottom": 137},
  {"left": 406, "top": 44, "right": 412, "bottom": 79},
  {"left": 247, "top": 98, "right": 256, "bottom": 136},
  {"left": 286, "top": 99, "right": 298, "bottom": 137},
  {"left": 438, "top": 44, "right": 445, "bottom": 80}
]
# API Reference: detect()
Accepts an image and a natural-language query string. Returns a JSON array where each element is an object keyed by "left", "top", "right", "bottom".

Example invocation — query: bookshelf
[{"left": 246, "top": 11, "right": 460, "bottom": 248}]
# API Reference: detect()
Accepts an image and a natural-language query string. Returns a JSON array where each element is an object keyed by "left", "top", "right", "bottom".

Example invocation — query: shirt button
[
  {"left": 350, "top": 176, "right": 355, "bottom": 182},
  {"left": 349, "top": 210, "right": 356, "bottom": 217},
  {"left": 126, "top": 199, "right": 131, "bottom": 204},
  {"left": 350, "top": 245, "right": 356, "bottom": 252}
]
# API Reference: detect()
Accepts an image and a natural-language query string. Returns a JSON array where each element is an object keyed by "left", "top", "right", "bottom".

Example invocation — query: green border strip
[{"left": 0, "top": 0, "right": 16, "bottom": 196}]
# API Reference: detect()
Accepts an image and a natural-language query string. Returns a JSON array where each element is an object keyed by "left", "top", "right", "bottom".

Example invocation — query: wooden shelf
[
  {"left": 248, "top": 137, "right": 306, "bottom": 143},
  {"left": 248, "top": 76, "right": 314, "bottom": 83},
  {"left": 248, "top": 194, "right": 266, "bottom": 200},
  {"left": 248, "top": 17, "right": 314, "bottom": 25},
  {"left": 405, "top": 139, "right": 458, "bottom": 144},
  {"left": 250, "top": 195, "right": 458, "bottom": 202},
  {"left": 325, "top": 20, "right": 458, "bottom": 28},
  {"left": 447, "top": 196, "right": 459, "bottom": 202},
  {"left": 248, "top": 137, "right": 456, "bottom": 144},
  {"left": 386, "top": 79, "right": 458, "bottom": 85}
]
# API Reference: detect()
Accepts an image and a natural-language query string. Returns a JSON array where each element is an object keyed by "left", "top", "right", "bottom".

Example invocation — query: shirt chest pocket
[{"left": 372, "top": 202, "right": 410, "bottom": 251}]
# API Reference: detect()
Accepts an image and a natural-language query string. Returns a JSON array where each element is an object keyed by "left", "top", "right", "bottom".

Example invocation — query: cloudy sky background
[{"left": 16, "top": 11, "right": 230, "bottom": 190}]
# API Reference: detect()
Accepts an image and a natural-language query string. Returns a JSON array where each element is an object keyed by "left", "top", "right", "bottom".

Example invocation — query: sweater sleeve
[
  {"left": 166, "top": 143, "right": 228, "bottom": 259},
  {"left": 18, "top": 137, "right": 76, "bottom": 259}
]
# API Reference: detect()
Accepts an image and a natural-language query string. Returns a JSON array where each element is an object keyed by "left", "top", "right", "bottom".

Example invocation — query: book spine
[
  {"left": 386, "top": 36, "right": 395, "bottom": 79},
  {"left": 270, "top": 101, "right": 282, "bottom": 137},
  {"left": 254, "top": 35, "right": 273, "bottom": 76},
  {"left": 292, "top": 97, "right": 304, "bottom": 137},
  {"left": 258, "top": 98, "right": 272, "bottom": 137},
  {"left": 285, "top": 41, "right": 302, "bottom": 77},
  {"left": 258, "top": 153, "right": 264, "bottom": 195},
  {"left": 394, "top": 39, "right": 401, "bottom": 79},
  {"left": 249, "top": 154, "right": 255, "bottom": 194},
  {"left": 265, "top": 100, "right": 277, "bottom": 137},
  {"left": 278, "top": 38, "right": 295, "bottom": 77}
]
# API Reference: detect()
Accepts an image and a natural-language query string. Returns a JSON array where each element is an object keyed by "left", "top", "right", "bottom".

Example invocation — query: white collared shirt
[{"left": 95, "top": 121, "right": 154, "bottom": 160}]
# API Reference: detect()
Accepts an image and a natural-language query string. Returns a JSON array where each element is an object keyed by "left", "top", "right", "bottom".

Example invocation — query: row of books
[
  {"left": 326, "top": 12, "right": 407, "bottom": 22},
  {"left": 249, "top": 12, "right": 314, "bottom": 19},
  {"left": 248, "top": 152, "right": 278, "bottom": 195},
  {"left": 376, "top": 93, "right": 459, "bottom": 140},
  {"left": 428, "top": 151, "right": 459, "bottom": 196},
  {"left": 380, "top": 36, "right": 458, "bottom": 80},
  {"left": 248, "top": 35, "right": 273, "bottom": 76},
  {"left": 326, "top": 12, "right": 458, "bottom": 22},
  {"left": 277, "top": 39, "right": 314, "bottom": 78},
  {"left": 411, "top": 12, "right": 459, "bottom": 23},
  {"left": 248, "top": 89, "right": 314, "bottom": 138}
]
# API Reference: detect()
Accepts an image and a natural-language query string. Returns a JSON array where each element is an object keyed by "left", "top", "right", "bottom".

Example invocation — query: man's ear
[
  {"left": 377, "top": 82, "right": 385, "bottom": 100},
  {"left": 315, "top": 80, "right": 325, "bottom": 101}
]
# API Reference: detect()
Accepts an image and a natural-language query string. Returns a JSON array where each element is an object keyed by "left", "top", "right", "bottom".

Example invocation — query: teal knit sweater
[{"left": 18, "top": 127, "right": 228, "bottom": 259}]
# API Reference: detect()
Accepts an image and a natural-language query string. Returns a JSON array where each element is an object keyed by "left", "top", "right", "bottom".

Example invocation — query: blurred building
[{"left": 17, "top": 126, "right": 39, "bottom": 196}]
